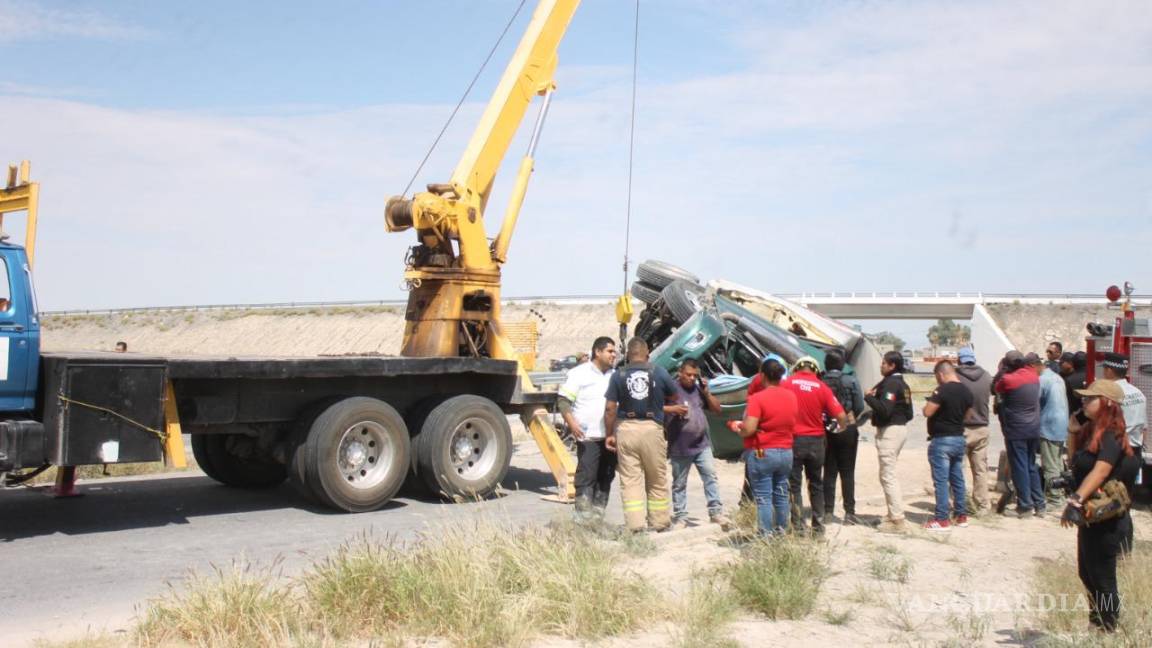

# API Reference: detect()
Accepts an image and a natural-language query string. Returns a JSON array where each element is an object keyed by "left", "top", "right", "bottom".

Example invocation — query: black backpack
[{"left": 823, "top": 373, "right": 856, "bottom": 433}]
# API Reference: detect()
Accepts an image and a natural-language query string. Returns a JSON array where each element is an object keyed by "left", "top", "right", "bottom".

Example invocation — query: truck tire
[
  {"left": 630, "top": 281, "right": 662, "bottom": 305},
  {"left": 662, "top": 280, "right": 704, "bottom": 324},
  {"left": 191, "top": 434, "right": 223, "bottom": 483},
  {"left": 411, "top": 395, "right": 512, "bottom": 500},
  {"left": 287, "top": 397, "right": 344, "bottom": 504},
  {"left": 191, "top": 434, "right": 287, "bottom": 489},
  {"left": 298, "top": 397, "right": 410, "bottom": 513},
  {"left": 637, "top": 260, "right": 699, "bottom": 290},
  {"left": 399, "top": 396, "right": 449, "bottom": 496}
]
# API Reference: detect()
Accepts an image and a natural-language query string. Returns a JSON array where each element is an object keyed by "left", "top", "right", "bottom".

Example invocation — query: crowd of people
[{"left": 557, "top": 335, "right": 1146, "bottom": 632}]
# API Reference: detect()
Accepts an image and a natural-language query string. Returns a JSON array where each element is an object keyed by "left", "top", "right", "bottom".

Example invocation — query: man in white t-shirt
[
  {"left": 1102, "top": 353, "right": 1147, "bottom": 455},
  {"left": 558, "top": 336, "right": 617, "bottom": 521}
]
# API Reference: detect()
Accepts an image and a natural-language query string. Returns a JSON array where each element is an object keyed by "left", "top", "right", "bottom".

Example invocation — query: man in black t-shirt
[
  {"left": 922, "top": 360, "right": 975, "bottom": 532},
  {"left": 604, "top": 337, "right": 680, "bottom": 532}
]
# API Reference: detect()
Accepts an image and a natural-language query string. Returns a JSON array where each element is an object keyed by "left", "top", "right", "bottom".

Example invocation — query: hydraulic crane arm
[
  {"left": 384, "top": 0, "right": 579, "bottom": 359},
  {"left": 450, "top": 0, "right": 576, "bottom": 218}
]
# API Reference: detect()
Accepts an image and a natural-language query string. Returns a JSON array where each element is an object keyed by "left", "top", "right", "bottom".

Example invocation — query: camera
[{"left": 1047, "top": 470, "right": 1075, "bottom": 495}]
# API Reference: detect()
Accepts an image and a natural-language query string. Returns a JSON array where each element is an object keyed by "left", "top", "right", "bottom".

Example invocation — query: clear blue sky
[{"left": 2, "top": 0, "right": 1150, "bottom": 325}]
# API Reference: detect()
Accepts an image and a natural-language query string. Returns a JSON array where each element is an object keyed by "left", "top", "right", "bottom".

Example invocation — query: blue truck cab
[{"left": 0, "top": 240, "right": 39, "bottom": 413}]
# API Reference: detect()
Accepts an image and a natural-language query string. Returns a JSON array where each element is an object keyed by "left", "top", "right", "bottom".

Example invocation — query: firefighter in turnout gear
[{"left": 605, "top": 337, "right": 680, "bottom": 532}]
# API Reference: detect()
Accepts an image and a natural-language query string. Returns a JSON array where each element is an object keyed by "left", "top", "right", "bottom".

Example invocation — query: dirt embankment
[
  {"left": 45, "top": 302, "right": 1137, "bottom": 363},
  {"left": 987, "top": 303, "right": 1152, "bottom": 355},
  {"left": 41, "top": 303, "right": 622, "bottom": 365}
]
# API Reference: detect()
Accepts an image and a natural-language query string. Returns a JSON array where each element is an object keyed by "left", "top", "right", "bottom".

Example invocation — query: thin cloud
[
  {"left": 2, "top": 0, "right": 1151, "bottom": 309},
  {"left": 0, "top": 0, "right": 154, "bottom": 43}
]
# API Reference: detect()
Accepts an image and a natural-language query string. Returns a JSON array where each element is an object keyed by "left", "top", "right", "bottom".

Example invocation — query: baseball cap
[
  {"left": 1059, "top": 351, "right": 1076, "bottom": 365},
  {"left": 1075, "top": 379, "right": 1124, "bottom": 404},
  {"left": 760, "top": 353, "right": 790, "bottom": 377},
  {"left": 958, "top": 347, "right": 976, "bottom": 364},
  {"left": 1102, "top": 352, "right": 1129, "bottom": 371}
]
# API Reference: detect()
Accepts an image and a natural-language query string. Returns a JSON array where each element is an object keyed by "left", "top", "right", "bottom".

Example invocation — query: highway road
[
  {"left": 0, "top": 444, "right": 584, "bottom": 646},
  {"left": 1, "top": 413, "right": 1007, "bottom": 646}
]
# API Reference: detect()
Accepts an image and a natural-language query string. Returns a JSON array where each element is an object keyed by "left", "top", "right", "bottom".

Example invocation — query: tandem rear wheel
[
  {"left": 191, "top": 434, "right": 287, "bottom": 489},
  {"left": 409, "top": 395, "right": 513, "bottom": 501},
  {"left": 289, "top": 397, "right": 411, "bottom": 513}
]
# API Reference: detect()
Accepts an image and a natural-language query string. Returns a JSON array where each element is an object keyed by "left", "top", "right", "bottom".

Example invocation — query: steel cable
[
  {"left": 401, "top": 0, "right": 531, "bottom": 198},
  {"left": 622, "top": 0, "right": 640, "bottom": 295}
]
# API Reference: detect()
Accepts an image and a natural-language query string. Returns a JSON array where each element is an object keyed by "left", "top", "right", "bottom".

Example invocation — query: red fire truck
[{"left": 1085, "top": 282, "right": 1152, "bottom": 486}]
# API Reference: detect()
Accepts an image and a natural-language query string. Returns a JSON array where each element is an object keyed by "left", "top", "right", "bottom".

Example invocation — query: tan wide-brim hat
[{"left": 1075, "top": 379, "right": 1124, "bottom": 403}]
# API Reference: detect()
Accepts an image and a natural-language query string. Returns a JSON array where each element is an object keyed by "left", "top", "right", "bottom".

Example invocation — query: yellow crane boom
[
  {"left": 385, "top": 0, "right": 579, "bottom": 360},
  {"left": 385, "top": 0, "right": 583, "bottom": 501}
]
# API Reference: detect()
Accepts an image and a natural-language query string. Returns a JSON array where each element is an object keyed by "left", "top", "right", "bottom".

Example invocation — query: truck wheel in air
[
  {"left": 191, "top": 434, "right": 288, "bottom": 489},
  {"left": 296, "top": 397, "right": 410, "bottom": 513},
  {"left": 411, "top": 395, "right": 512, "bottom": 500},
  {"left": 630, "top": 281, "right": 662, "bottom": 305},
  {"left": 661, "top": 279, "right": 705, "bottom": 324},
  {"left": 636, "top": 259, "right": 700, "bottom": 289}
]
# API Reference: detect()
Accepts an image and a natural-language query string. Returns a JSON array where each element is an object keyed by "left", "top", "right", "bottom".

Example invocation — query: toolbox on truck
[{"left": 41, "top": 354, "right": 168, "bottom": 466}]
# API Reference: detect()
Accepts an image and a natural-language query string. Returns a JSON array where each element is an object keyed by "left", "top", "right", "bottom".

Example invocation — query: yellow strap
[
  {"left": 58, "top": 394, "right": 166, "bottom": 442},
  {"left": 623, "top": 501, "right": 646, "bottom": 511}
]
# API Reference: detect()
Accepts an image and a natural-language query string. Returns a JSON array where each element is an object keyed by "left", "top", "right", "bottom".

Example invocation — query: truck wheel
[
  {"left": 637, "top": 260, "right": 700, "bottom": 289},
  {"left": 287, "top": 398, "right": 343, "bottom": 504},
  {"left": 662, "top": 280, "right": 704, "bottom": 324},
  {"left": 191, "top": 434, "right": 287, "bottom": 489},
  {"left": 412, "top": 395, "right": 512, "bottom": 500},
  {"left": 630, "top": 281, "right": 662, "bottom": 305},
  {"left": 299, "top": 397, "right": 410, "bottom": 513},
  {"left": 191, "top": 434, "right": 223, "bottom": 483}
]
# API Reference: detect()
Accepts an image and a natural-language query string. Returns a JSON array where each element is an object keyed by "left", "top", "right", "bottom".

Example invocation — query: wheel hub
[
  {"left": 449, "top": 418, "right": 498, "bottom": 480},
  {"left": 336, "top": 421, "right": 394, "bottom": 490}
]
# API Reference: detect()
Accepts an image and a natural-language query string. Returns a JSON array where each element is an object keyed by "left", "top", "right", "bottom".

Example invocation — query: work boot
[
  {"left": 573, "top": 495, "right": 595, "bottom": 524},
  {"left": 811, "top": 510, "right": 826, "bottom": 532},
  {"left": 710, "top": 513, "right": 732, "bottom": 532},
  {"left": 877, "top": 518, "right": 907, "bottom": 534},
  {"left": 843, "top": 513, "right": 865, "bottom": 526},
  {"left": 670, "top": 518, "right": 690, "bottom": 531}
]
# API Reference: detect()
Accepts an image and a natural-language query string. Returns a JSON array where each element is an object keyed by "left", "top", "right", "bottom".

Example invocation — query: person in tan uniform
[{"left": 604, "top": 337, "right": 680, "bottom": 532}]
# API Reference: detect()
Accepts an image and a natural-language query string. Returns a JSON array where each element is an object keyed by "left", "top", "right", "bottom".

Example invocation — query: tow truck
[{"left": 0, "top": 0, "right": 587, "bottom": 512}]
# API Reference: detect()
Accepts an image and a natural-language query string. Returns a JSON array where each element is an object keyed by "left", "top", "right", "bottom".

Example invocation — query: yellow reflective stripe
[
  {"left": 622, "top": 500, "right": 646, "bottom": 511},
  {"left": 647, "top": 499, "right": 670, "bottom": 510}
]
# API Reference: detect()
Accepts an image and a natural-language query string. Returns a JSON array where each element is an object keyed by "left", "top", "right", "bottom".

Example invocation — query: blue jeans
[
  {"left": 670, "top": 446, "right": 724, "bottom": 520},
  {"left": 928, "top": 436, "right": 967, "bottom": 520},
  {"left": 744, "top": 448, "right": 792, "bottom": 536},
  {"left": 1006, "top": 437, "right": 1045, "bottom": 512}
]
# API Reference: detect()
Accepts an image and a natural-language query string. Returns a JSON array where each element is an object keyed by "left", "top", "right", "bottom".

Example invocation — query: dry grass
[
  {"left": 302, "top": 523, "right": 661, "bottom": 646},
  {"left": 868, "top": 543, "right": 914, "bottom": 583},
  {"left": 1029, "top": 539, "right": 1152, "bottom": 647},
  {"left": 728, "top": 536, "right": 828, "bottom": 620},
  {"left": 136, "top": 562, "right": 301, "bottom": 648},
  {"left": 31, "top": 633, "right": 125, "bottom": 648},
  {"left": 112, "top": 521, "right": 664, "bottom": 648},
  {"left": 671, "top": 573, "right": 740, "bottom": 648},
  {"left": 38, "top": 514, "right": 837, "bottom": 647}
]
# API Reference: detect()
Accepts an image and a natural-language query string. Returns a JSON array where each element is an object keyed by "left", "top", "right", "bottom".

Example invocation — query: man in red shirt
[{"left": 784, "top": 356, "right": 848, "bottom": 534}]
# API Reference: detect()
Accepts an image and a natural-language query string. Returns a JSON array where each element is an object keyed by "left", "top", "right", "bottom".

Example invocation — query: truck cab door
[{"left": 0, "top": 248, "right": 35, "bottom": 412}]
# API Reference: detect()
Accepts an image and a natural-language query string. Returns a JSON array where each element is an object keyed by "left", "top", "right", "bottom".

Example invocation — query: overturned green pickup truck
[{"left": 630, "top": 260, "right": 883, "bottom": 458}]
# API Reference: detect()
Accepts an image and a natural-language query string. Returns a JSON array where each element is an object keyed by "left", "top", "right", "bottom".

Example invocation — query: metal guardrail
[
  {"left": 40, "top": 292, "right": 1147, "bottom": 317},
  {"left": 40, "top": 295, "right": 623, "bottom": 317},
  {"left": 783, "top": 291, "right": 1144, "bottom": 301}
]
